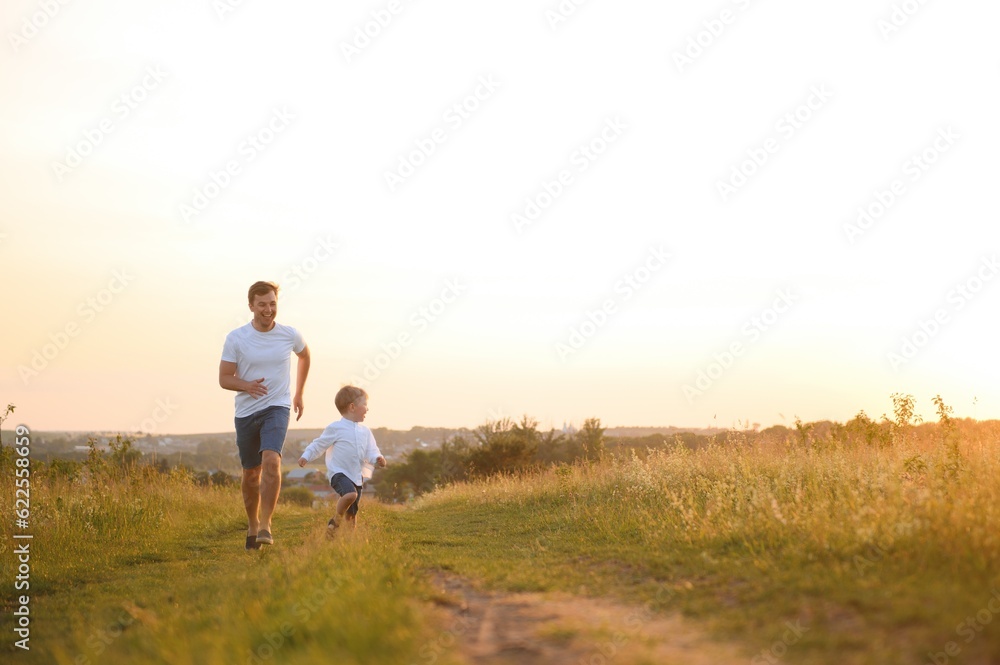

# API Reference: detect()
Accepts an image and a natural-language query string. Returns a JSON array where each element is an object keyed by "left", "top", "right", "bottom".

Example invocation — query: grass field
[
  {"left": 3, "top": 409, "right": 999, "bottom": 664},
  {"left": 0, "top": 460, "right": 454, "bottom": 665},
  {"left": 405, "top": 416, "right": 1000, "bottom": 664}
]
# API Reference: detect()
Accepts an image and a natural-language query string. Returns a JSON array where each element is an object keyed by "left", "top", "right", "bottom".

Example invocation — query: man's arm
[
  {"left": 292, "top": 345, "right": 310, "bottom": 421},
  {"left": 219, "top": 360, "right": 268, "bottom": 398}
]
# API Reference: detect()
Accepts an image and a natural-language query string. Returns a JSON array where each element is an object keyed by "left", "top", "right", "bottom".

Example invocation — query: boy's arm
[
  {"left": 299, "top": 426, "right": 335, "bottom": 465},
  {"left": 366, "top": 430, "right": 386, "bottom": 467}
]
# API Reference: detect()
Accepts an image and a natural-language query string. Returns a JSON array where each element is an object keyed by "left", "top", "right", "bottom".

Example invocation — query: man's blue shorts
[
  {"left": 235, "top": 405, "right": 290, "bottom": 469},
  {"left": 330, "top": 472, "right": 362, "bottom": 516}
]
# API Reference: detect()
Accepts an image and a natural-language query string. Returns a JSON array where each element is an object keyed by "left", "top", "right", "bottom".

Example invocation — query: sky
[{"left": 2, "top": 0, "right": 998, "bottom": 435}]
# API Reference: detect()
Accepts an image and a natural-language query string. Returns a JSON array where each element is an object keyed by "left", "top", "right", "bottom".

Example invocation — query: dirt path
[{"left": 424, "top": 571, "right": 749, "bottom": 665}]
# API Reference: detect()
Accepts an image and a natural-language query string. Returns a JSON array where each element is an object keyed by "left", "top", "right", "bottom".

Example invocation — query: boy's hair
[
  {"left": 248, "top": 281, "right": 279, "bottom": 305},
  {"left": 335, "top": 386, "right": 368, "bottom": 414}
]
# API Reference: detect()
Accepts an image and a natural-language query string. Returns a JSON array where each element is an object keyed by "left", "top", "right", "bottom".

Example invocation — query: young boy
[{"left": 298, "top": 386, "right": 386, "bottom": 530}]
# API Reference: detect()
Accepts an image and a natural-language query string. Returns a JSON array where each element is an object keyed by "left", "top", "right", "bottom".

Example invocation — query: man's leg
[
  {"left": 256, "top": 407, "right": 290, "bottom": 545},
  {"left": 242, "top": 466, "right": 263, "bottom": 536},
  {"left": 258, "top": 450, "right": 282, "bottom": 537},
  {"left": 235, "top": 411, "right": 263, "bottom": 549}
]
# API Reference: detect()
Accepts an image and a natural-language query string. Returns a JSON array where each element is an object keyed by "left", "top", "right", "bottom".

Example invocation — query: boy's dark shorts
[
  {"left": 235, "top": 405, "right": 290, "bottom": 469},
  {"left": 330, "top": 473, "right": 362, "bottom": 516}
]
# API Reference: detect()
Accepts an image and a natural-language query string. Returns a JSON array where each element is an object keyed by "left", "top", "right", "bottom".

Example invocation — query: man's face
[{"left": 249, "top": 290, "right": 277, "bottom": 329}]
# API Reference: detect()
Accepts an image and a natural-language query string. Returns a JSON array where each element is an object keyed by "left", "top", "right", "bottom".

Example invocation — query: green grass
[
  {"left": 402, "top": 420, "right": 1000, "bottom": 665},
  {"left": 5, "top": 417, "right": 1000, "bottom": 664},
  {"left": 0, "top": 470, "right": 457, "bottom": 665}
]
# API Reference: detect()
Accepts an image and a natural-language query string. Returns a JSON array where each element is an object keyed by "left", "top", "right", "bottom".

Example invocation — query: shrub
[{"left": 282, "top": 486, "right": 315, "bottom": 507}]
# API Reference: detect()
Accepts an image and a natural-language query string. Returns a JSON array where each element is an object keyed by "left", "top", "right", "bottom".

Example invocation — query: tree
[
  {"left": 109, "top": 435, "right": 141, "bottom": 469},
  {"left": 533, "top": 429, "right": 571, "bottom": 465},
  {"left": 577, "top": 417, "right": 605, "bottom": 460},
  {"left": 467, "top": 416, "right": 540, "bottom": 478}
]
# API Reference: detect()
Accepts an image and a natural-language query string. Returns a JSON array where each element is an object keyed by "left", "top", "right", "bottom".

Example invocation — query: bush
[
  {"left": 377, "top": 416, "right": 608, "bottom": 501},
  {"left": 282, "top": 486, "right": 315, "bottom": 507}
]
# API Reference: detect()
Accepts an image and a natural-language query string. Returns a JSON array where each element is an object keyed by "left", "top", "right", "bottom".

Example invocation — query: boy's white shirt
[{"left": 300, "top": 417, "right": 382, "bottom": 485}]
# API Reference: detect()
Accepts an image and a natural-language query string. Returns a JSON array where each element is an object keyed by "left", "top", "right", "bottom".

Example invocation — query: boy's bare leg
[
  {"left": 337, "top": 492, "right": 357, "bottom": 517},
  {"left": 335, "top": 491, "right": 357, "bottom": 521}
]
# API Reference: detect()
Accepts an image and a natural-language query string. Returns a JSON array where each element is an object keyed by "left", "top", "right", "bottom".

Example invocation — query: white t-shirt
[{"left": 221, "top": 322, "right": 306, "bottom": 418}]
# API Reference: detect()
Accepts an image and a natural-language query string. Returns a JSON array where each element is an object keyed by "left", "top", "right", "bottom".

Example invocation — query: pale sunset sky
[{"left": 2, "top": 0, "right": 998, "bottom": 434}]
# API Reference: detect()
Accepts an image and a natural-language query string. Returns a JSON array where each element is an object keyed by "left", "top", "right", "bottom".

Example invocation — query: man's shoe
[{"left": 256, "top": 530, "right": 273, "bottom": 545}]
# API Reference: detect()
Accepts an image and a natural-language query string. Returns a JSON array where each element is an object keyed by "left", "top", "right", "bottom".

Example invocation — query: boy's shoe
[
  {"left": 245, "top": 535, "right": 259, "bottom": 551},
  {"left": 256, "top": 529, "right": 273, "bottom": 545}
]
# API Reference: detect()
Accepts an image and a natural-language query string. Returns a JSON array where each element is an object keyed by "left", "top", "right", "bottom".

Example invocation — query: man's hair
[
  {"left": 335, "top": 386, "right": 368, "bottom": 415},
  {"left": 248, "top": 281, "right": 279, "bottom": 305}
]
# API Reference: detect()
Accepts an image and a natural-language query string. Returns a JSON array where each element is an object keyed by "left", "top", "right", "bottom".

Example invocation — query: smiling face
[
  {"left": 249, "top": 289, "right": 277, "bottom": 331},
  {"left": 347, "top": 396, "right": 369, "bottom": 423}
]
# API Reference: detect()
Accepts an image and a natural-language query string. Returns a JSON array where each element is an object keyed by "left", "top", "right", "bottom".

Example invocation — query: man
[{"left": 219, "top": 281, "right": 310, "bottom": 550}]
